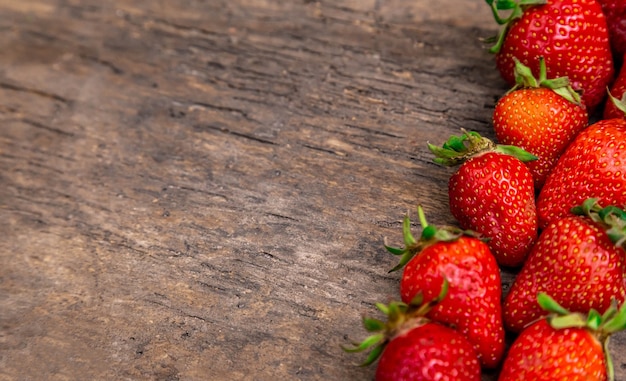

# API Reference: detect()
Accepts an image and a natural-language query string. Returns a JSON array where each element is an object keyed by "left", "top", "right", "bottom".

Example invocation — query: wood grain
[{"left": 0, "top": 1, "right": 623, "bottom": 380}]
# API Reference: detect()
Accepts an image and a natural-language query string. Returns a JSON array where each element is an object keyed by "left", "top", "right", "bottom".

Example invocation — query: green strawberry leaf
[
  {"left": 409, "top": 291, "right": 424, "bottom": 307},
  {"left": 602, "top": 302, "right": 626, "bottom": 334},
  {"left": 343, "top": 283, "right": 450, "bottom": 367},
  {"left": 360, "top": 344, "right": 384, "bottom": 367},
  {"left": 386, "top": 207, "right": 479, "bottom": 272},
  {"left": 549, "top": 314, "right": 587, "bottom": 329},
  {"left": 510, "top": 57, "right": 582, "bottom": 104},
  {"left": 494, "top": 144, "right": 538, "bottom": 162},
  {"left": 363, "top": 317, "right": 386, "bottom": 332},
  {"left": 375, "top": 302, "right": 390, "bottom": 315},
  {"left": 342, "top": 333, "right": 385, "bottom": 353},
  {"left": 384, "top": 244, "right": 405, "bottom": 256},
  {"left": 494, "top": 0, "right": 518, "bottom": 10},
  {"left": 537, "top": 293, "right": 569, "bottom": 315},
  {"left": 607, "top": 88, "right": 626, "bottom": 116},
  {"left": 587, "top": 309, "right": 603, "bottom": 331},
  {"left": 486, "top": 0, "right": 548, "bottom": 52},
  {"left": 571, "top": 198, "right": 626, "bottom": 249}
]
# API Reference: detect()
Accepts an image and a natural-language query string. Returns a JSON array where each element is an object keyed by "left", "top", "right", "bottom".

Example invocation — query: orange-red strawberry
[
  {"left": 487, "top": 0, "right": 614, "bottom": 110},
  {"left": 344, "top": 285, "right": 481, "bottom": 381},
  {"left": 604, "top": 55, "right": 626, "bottom": 120},
  {"left": 503, "top": 199, "right": 626, "bottom": 333},
  {"left": 493, "top": 58, "right": 588, "bottom": 189},
  {"left": 499, "top": 293, "right": 626, "bottom": 381},
  {"left": 500, "top": 320, "right": 605, "bottom": 380},
  {"left": 537, "top": 119, "right": 626, "bottom": 228},
  {"left": 385, "top": 208, "right": 504, "bottom": 368},
  {"left": 429, "top": 131, "right": 538, "bottom": 267}
]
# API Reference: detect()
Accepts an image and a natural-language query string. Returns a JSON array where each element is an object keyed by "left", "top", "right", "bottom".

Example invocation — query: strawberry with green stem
[
  {"left": 385, "top": 206, "right": 504, "bottom": 368},
  {"left": 343, "top": 280, "right": 481, "bottom": 381},
  {"left": 499, "top": 293, "right": 626, "bottom": 381},
  {"left": 486, "top": 0, "right": 614, "bottom": 110},
  {"left": 429, "top": 130, "right": 538, "bottom": 267},
  {"left": 493, "top": 57, "right": 588, "bottom": 190},
  {"left": 503, "top": 198, "right": 626, "bottom": 333}
]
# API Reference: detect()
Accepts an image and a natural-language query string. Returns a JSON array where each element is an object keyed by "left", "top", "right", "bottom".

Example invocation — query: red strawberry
[
  {"left": 488, "top": 0, "right": 614, "bottom": 110},
  {"left": 537, "top": 118, "right": 626, "bottom": 228},
  {"left": 604, "top": 55, "right": 626, "bottom": 120},
  {"left": 344, "top": 285, "right": 481, "bottom": 381},
  {"left": 385, "top": 207, "right": 504, "bottom": 368},
  {"left": 493, "top": 57, "right": 588, "bottom": 189},
  {"left": 503, "top": 198, "right": 626, "bottom": 332},
  {"left": 499, "top": 293, "right": 626, "bottom": 381},
  {"left": 597, "top": 0, "right": 626, "bottom": 63},
  {"left": 429, "top": 131, "right": 538, "bottom": 267}
]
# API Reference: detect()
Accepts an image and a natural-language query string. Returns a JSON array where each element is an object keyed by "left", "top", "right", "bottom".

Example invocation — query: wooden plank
[{"left": 0, "top": 1, "right": 623, "bottom": 380}]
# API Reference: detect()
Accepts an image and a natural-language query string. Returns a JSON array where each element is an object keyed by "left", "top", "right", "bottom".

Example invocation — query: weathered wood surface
[{"left": 0, "top": 1, "right": 624, "bottom": 380}]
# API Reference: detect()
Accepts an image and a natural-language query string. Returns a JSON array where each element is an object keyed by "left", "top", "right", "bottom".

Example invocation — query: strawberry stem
[
  {"left": 571, "top": 198, "right": 626, "bottom": 249},
  {"left": 385, "top": 207, "right": 479, "bottom": 272},
  {"left": 342, "top": 280, "right": 450, "bottom": 366},
  {"left": 429, "top": 129, "right": 537, "bottom": 166},
  {"left": 509, "top": 57, "right": 582, "bottom": 105}
]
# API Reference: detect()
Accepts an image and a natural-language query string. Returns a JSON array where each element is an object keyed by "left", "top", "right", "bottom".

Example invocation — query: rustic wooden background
[{"left": 1, "top": 1, "right": 624, "bottom": 380}]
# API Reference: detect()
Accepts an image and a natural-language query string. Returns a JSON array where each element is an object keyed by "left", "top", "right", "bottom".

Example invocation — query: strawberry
[
  {"left": 343, "top": 283, "right": 481, "bottom": 381},
  {"left": 503, "top": 198, "right": 626, "bottom": 332},
  {"left": 428, "top": 130, "right": 538, "bottom": 267},
  {"left": 604, "top": 55, "right": 626, "bottom": 120},
  {"left": 487, "top": 0, "right": 615, "bottom": 110},
  {"left": 597, "top": 0, "right": 626, "bottom": 64},
  {"left": 499, "top": 293, "right": 626, "bottom": 381},
  {"left": 385, "top": 207, "right": 504, "bottom": 368},
  {"left": 536, "top": 118, "right": 626, "bottom": 228},
  {"left": 493, "top": 57, "right": 588, "bottom": 189}
]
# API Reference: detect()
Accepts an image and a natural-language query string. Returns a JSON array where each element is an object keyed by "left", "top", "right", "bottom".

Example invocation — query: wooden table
[{"left": 1, "top": 1, "right": 624, "bottom": 380}]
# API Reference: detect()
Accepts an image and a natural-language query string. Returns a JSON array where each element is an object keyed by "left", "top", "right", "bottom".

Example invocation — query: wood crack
[
  {"left": 77, "top": 53, "right": 124, "bottom": 75},
  {"left": 196, "top": 124, "right": 277, "bottom": 146},
  {"left": 0, "top": 81, "right": 71, "bottom": 104},
  {"left": 188, "top": 101, "right": 261, "bottom": 123},
  {"left": 19, "top": 118, "right": 75, "bottom": 137},
  {"left": 302, "top": 143, "right": 347, "bottom": 156}
]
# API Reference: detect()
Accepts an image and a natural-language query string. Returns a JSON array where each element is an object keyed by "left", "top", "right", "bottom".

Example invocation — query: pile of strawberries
[{"left": 344, "top": 0, "right": 626, "bottom": 380}]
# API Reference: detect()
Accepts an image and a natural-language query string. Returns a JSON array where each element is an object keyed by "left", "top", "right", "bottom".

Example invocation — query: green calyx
[
  {"left": 427, "top": 129, "right": 537, "bottom": 167},
  {"left": 384, "top": 206, "right": 483, "bottom": 272},
  {"left": 607, "top": 88, "right": 626, "bottom": 116},
  {"left": 537, "top": 293, "right": 626, "bottom": 381},
  {"left": 510, "top": 57, "right": 582, "bottom": 105},
  {"left": 342, "top": 279, "right": 449, "bottom": 366},
  {"left": 571, "top": 198, "right": 626, "bottom": 249},
  {"left": 485, "top": 0, "right": 548, "bottom": 54}
]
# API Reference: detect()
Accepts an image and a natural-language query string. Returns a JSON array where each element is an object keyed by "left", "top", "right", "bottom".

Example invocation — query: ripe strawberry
[
  {"left": 493, "top": 57, "right": 588, "bottom": 189},
  {"left": 343, "top": 284, "right": 481, "bottom": 381},
  {"left": 429, "top": 131, "right": 538, "bottom": 267},
  {"left": 597, "top": 0, "right": 626, "bottom": 63},
  {"left": 503, "top": 198, "right": 626, "bottom": 333},
  {"left": 487, "top": 0, "right": 614, "bottom": 110},
  {"left": 604, "top": 55, "right": 626, "bottom": 120},
  {"left": 536, "top": 118, "right": 626, "bottom": 228},
  {"left": 385, "top": 207, "right": 504, "bottom": 368},
  {"left": 499, "top": 293, "right": 626, "bottom": 381}
]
